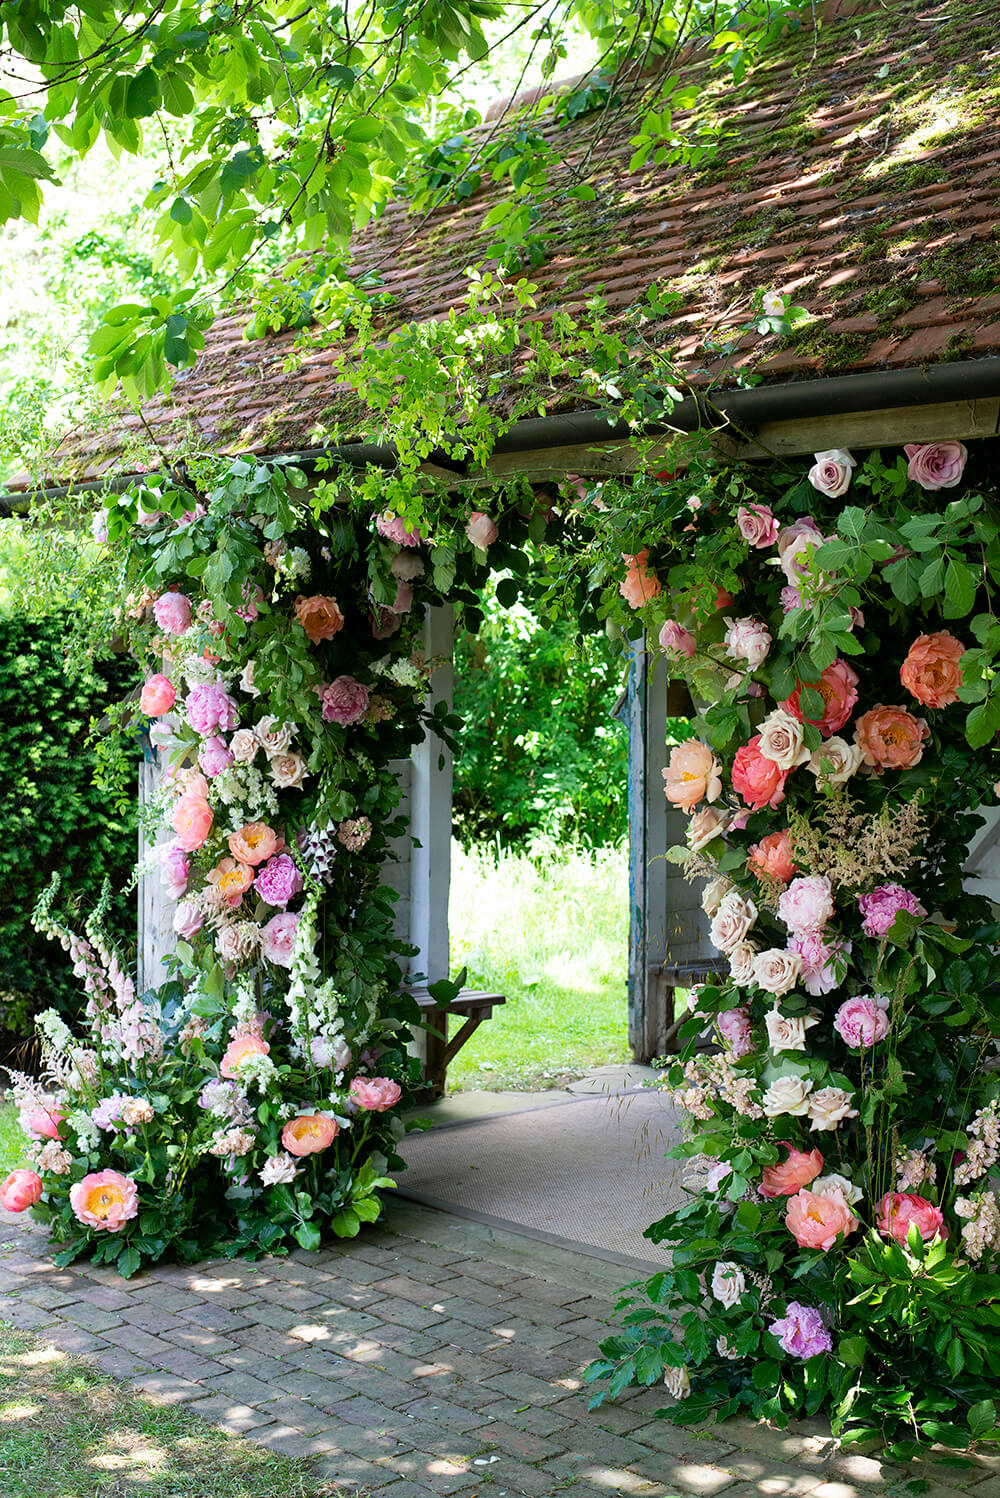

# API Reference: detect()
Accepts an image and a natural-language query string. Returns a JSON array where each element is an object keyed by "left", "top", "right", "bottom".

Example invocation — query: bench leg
[{"left": 423, "top": 1010, "right": 448, "bottom": 1097}]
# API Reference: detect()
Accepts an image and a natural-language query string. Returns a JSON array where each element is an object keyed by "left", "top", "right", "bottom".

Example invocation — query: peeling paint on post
[{"left": 137, "top": 728, "right": 175, "bottom": 993}]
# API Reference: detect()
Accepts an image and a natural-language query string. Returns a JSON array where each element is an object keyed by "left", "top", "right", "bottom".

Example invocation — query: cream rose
[
  {"left": 701, "top": 875, "right": 734, "bottom": 916},
  {"left": 807, "top": 735, "right": 862, "bottom": 787},
  {"left": 710, "top": 1262, "right": 746, "bottom": 1308},
  {"left": 814, "top": 1172, "right": 863, "bottom": 1207},
  {"left": 663, "top": 1364, "right": 691, "bottom": 1399},
  {"left": 269, "top": 752, "right": 309, "bottom": 790},
  {"left": 764, "top": 1006, "right": 818, "bottom": 1052},
  {"left": 807, "top": 1086, "right": 859, "bottom": 1132},
  {"left": 240, "top": 661, "right": 260, "bottom": 697},
  {"left": 687, "top": 806, "right": 727, "bottom": 852},
  {"left": 762, "top": 1075, "right": 813, "bottom": 1117},
  {"left": 230, "top": 729, "right": 260, "bottom": 763},
  {"left": 729, "top": 942, "right": 758, "bottom": 986},
  {"left": 709, "top": 891, "right": 758, "bottom": 954},
  {"left": 754, "top": 949, "right": 803, "bottom": 997},
  {"left": 255, "top": 715, "right": 295, "bottom": 754},
  {"left": 758, "top": 708, "right": 810, "bottom": 771}
]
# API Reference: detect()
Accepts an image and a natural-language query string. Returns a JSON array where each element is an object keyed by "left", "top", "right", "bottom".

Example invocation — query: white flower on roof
[{"left": 762, "top": 290, "right": 785, "bottom": 316}]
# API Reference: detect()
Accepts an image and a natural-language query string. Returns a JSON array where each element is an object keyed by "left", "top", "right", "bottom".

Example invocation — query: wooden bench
[
  {"left": 647, "top": 961, "right": 721, "bottom": 1055},
  {"left": 410, "top": 987, "right": 506, "bottom": 1097}
]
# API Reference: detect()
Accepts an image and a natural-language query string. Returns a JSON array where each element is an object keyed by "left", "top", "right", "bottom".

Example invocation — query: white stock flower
[
  {"left": 807, "top": 1086, "right": 859, "bottom": 1132},
  {"left": 710, "top": 891, "right": 758, "bottom": 955},
  {"left": 753, "top": 949, "right": 802, "bottom": 997},
  {"left": 807, "top": 735, "right": 863, "bottom": 787},
  {"left": 710, "top": 1262, "right": 746, "bottom": 1309},
  {"left": 757, "top": 708, "right": 810, "bottom": 771},
  {"left": 762, "top": 1075, "right": 813, "bottom": 1117},
  {"left": 764, "top": 1007, "right": 818, "bottom": 1052},
  {"left": 814, "top": 1173, "right": 863, "bottom": 1207}
]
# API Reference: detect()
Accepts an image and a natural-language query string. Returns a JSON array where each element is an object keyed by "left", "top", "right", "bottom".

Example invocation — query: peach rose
[
  {"left": 69, "top": 1169, "right": 139, "bottom": 1232},
  {"left": 172, "top": 795, "right": 214, "bottom": 852},
  {"left": 731, "top": 735, "right": 788, "bottom": 811},
  {"left": 294, "top": 594, "right": 344, "bottom": 643},
  {"left": 228, "top": 822, "right": 279, "bottom": 866},
  {"left": 785, "top": 1185, "right": 858, "bottom": 1252},
  {"left": 854, "top": 704, "right": 930, "bottom": 773},
  {"left": 0, "top": 1169, "right": 43, "bottom": 1212},
  {"left": 619, "top": 550, "right": 662, "bottom": 609},
  {"left": 899, "top": 632, "right": 965, "bottom": 709},
  {"left": 662, "top": 740, "right": 722, "bottom": 813},
  {"left": 748, "top": 831, "right": 796, "bottom": 884},
  {"left": 208, "top": 857, "right": 254, "bottom": 907},
  {"left": 220, "top": 1033, "right": 270, "bottom": 1078},
  {"left": 876, "top": 1191, "right": 946, "bottom": 1244},
  {"left": 759, "top": 1145, "right": 823, "bottom": 1199},
  {"left": 782, "top": 659, "right": 859, "bottom": 738},
  {"left": 282, "top": 1114, "right": 339, "bottom": 1156},
  {"left": 140, "top": 674, "right": 176, "bottom": 716},
  {"left": 687, "top": 806, "right": 727, "bottom": 852}
]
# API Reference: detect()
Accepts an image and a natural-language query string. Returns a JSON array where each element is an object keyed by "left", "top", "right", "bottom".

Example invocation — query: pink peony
[
  {"left": 0, "top": 1169, "right": 43, "bottom": 1212},
  {"left": 659, "top": 620, "right": 697, "bottom": 658},
  {"left": 317, "top": 675, "right": 370, "bottom": 726},
  {"left": 731, "top": 736, "right": 788, "bottom": 812},
  {"left": 662, "top": 740, "right": 722, "bottom": 813},
  {"left": 198, "top": 735, "right": 234, "bottom": 778},
  {"left": 807, "top": 449, "right": 855, "bottom": 498},
  {"left": 255, "top": 854, "right": 304, "bottom": 908},
  {"left": 876, "top": 1191, "right": 946, "bottom": 1243},
  {"left": 619, "top": 549, "right": 661, "bottom": 609},
  {"left": 785, "top": 1186, "right": 857, "bottom": 1251},
  {"left": 900, "top": 631, "right": 965, "bottom": 709},
  {"left": 748, "top": 831, "right": 796, "bottom": 884},
  {"left": 716, "top": 1007, "right": 754, "bottom": 1058},
  {"left": 69, "top": 1170, "right": 139, "bottom": 1232},
  {"left": 834, "top": 993, "right": 890, "bottom": 1048},
  {"left": 790, "top": 932, "right": 849, "bottom": 996},
  {"left": 376, "top": 511, "right": 423, "bottom": 546},
  {"left": 855, "top": 704, "right": 930, "bottom": 773},
  {"left": 466, "top": 512, "right": 499, "bottom": 548},
  {"left": 782, "top": 659, "right": 859, "bottom": 738},
  {"left": 172, "top": 899, "right": 204, "bottom": 939},
  {"left": 737, "top": 503, "right": 779, "bottom": 549},
  {"left": 157, "top": 842, "right": 190, "bottom": 901},
  {"left": 760, "top": 1145, "right": 824, "bottom": 1199},
  {"left": 778, "top": 875, "right": 834, "bottom": 935},
  {"left": 857, "top": 884, "right": 926, "bottom": 938},
  {"left": 19, "top": 1103, "right": 63, "bottom": 1141},
  {"left": 186, "top": 685, "right": 239, "bottom": 736},
  {"left": 349, "top": 1077, "right": 403, "bottom": 1112},
  {"left": 768, "top": 1302, "right": 832, "bottom": 1359},
  {"left": 140, "top": 674, "right": 176, "bottom": 716},
  {"left": 905, "top": 442, "right": 967, "bottom": 491},
  {"left": 153, "top": 591, "right": 193, "bottom": 635},
  {"left": 172, "top": 795, "right": 213, "bottom": 852},
  {"left": 261, "top": 911, "right": 299, "bottom": 967}
]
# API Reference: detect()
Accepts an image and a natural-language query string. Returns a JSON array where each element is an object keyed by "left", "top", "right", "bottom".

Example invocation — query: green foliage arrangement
[{"left": 0, "top": 611, "right": 137, "bottom": 1039}]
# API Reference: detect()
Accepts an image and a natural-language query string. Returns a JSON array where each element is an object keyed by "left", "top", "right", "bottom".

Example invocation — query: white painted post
[
  {"left": 407, "top": 604, "right": 454, "bottom": 987},
  {"left": 137, "top": 734, "right": 176, "bottom": 993}
]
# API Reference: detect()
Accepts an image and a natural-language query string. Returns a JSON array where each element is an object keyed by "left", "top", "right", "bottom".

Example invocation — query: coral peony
[
  {"left": 900, "top": 631, "right": 965, "bottom": 709},
  {"left": 228, "top": 822, "right": 279, "bottom": 866},
  {"left": 786, "top": 1186, "right": 858, "bottom": 1251},
  {"left": 140, "top": 674, "right": 176, "bottom": 716},
  {"left": 350, "top": 1077, "right": 403, "bottom": 1112},
  {"left": 0, "top": 1169, "right": 43, "bottom": 1212},
  {"left": 294, "top": 594, "right": 344, "bottom": 643},
  {"left": 208, "top": 857, "right": 255, "bottom": 907},
  {"left": 904, "top": 441, "right": 967, "bottom": 491},
  {"left": 261, "top": 911, "right": 300, "bottom": 967},
  {"left": 834, "top": 993, "right": 890, "bottom": 1048},
  {"left": 153, "top": 591, "right": 193, "bottom": 635},
  {"left": 782, "top": 659, "right": 859, "bottom": 738},
  {"left": 662, "top": 740, "right": 722, "bottom": 813},
  {"left": 172, "top": 795, "right": 214, "bottom": 852},
  {"left": 220, "top": 1033, "right": 270, "bottom": 1078},
  {"left": 282, "top": 1114, "right": 339, "bottom": 1156},
  {"left": 748, "top": 831, "right": 796, "bottom": 884},
  {"left": 69, "top": 1170, "right": 139, "bottom": 1232},
  {"left": 731, "top": 736, "right": 788, "bottom": 811},
  {"left": 768, "top": 1302, "right": 832, "bottom": 1358},
  {"left": 876, "top": 1191, "right": 946, "bottom": 1243},
  {"left": 619, "top": 549, "right": 661, "bottom": 608},
  {"left": 19, "top": 1102, "right": 64, "bottom": 1140},
  {"left": 855, "top": 704, "right": 930, "bottom": 773},
  {"left": 759, "top": 1145, "right": 824, "bottom": 1199},
  {"left": 317, "top": 675, "right": 370, "bottom": 726}
]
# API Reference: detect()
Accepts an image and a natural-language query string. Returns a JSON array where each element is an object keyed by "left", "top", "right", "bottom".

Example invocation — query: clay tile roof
[{"left": 19, "top": 0, "right": 1000, "bottom": 486}]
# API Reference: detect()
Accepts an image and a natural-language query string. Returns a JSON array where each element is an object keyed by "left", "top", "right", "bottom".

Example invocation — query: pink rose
[
  {"left": 172, "top": 795, "right": 214, "bottom": 852},
  {"left": 157, "top": 842, "right": 190, "bottom": 901},
  {"left": 855, "top": 704, "right": 929, "bottom": 773},
  {"left": 466, "top": 512, "right": 499, "bottom": 548},
  {"left": 786, "top": 1186, "right": 857, "bottom": 1251},
  {"left": 261, "top": 911, "right": 300, "bottom": 967},
  {"left": 731, "top": 736, "right": 788, "bottom": 812},
  {"left": 760, "top": 1145, "right": 823, "bottom": 1199},
  {"left": 153, "top": 591, "right": 193, "bottom": 635},
  {"left": 19, "top": 1103, "right": 63, "bottom": 1140},
  {"left": 876, "top": 1191, "right": 946, "bottom": 1243},
  {"left": 198, "top": 735, "right": 235, "bottom": 778},
  {"left": 172, "top": 899, "right": 204, "bottom": 939},
  {"left": 69, "top": 1170, "right": 140, "bottom": 1232},
  {"left": 857, "top": 884, "right": 926, "bottom": 938},
  {"left": 736, "top": 503, "right": 779, "bottom": 549},
  {"left": 376, "top": 511, "right": 423, "bottom": 546},
  {"left": 905, "top": 442, "right": 967, "bottom": 491},
  {"left": 782, "top": 659, "right": 859, "bottom": 738},
  {"left": 724, "top": 617, "right": 771, "bottom": 670},
  {"left": 716, "top": 1007, "right": 754, "bottom": 1058},
  {"left": 833, "top": 993, "right": 890, "bottom": 1048},
  {"left": 619, "top": 549, "right": 661, "bottom": 609},
  {"left": 780, "top": 585, "right": 803, "bottom": 613},
  {"left": 349, "top": 1077, "right": 403, "bottom": 1112},
  {"left": 255, "top": 854, "right": 304, "bottom": 908},
  {"left": 317, "top": 675, "right": 370, "bottom": 726},
  {"left": 140, "top": 674, "right": 176, "bottom": 716},
  {"left": 748, "top": 831, "right": 796, "bottom": 884},
  {"left": 662, "top": 740, "right": 722, "bottom": 813},
  {"left": 807, "top": 448, "right": 855, "bottom": 498},
  {"left": 776, "top": 517, "right": 822, "bottom": 579},
  {"left": 0, "top": 1169, "right": 43, "bottom": 1212},
  {"left": 790, "top": 932, "right": 849, "bottom": 996},
  {"left": 186, "top": 685, "right": 239, "bottom": 735},
  {"left": 778, "top": 875, "right": 834, "bottom": 935},
  {"left": 659, "top": 620, "right": 697, "bottom": 658}
]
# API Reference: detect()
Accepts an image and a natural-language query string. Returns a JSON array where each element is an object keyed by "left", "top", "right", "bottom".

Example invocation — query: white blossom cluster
[{"left": 212, "top": 762, "right": 280, "bottom": 821}]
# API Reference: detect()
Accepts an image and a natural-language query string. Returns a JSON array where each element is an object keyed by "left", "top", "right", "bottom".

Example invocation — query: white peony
[{"left": 762, "top": 1074, "right": 813, "bottom": 1117}]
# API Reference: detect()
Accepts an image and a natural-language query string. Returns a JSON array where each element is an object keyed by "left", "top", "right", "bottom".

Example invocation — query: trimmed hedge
[{"left": 0, "top": 613, "right": 137, "bottom": 1037}]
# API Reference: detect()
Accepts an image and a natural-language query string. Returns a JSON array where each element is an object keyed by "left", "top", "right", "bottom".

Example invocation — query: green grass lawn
[
  {"left": 0, "top": 1322, "right": 340, "bottom": 1498},
  {"left": 446, "top": 839, "right": 630, "bottom": 1090},
  {"left": 0, "top": 1106, "right": 27, "bottom": 1179}
]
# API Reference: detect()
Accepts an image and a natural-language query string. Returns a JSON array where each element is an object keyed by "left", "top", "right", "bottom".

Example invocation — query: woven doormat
[{"left": 394, "top": 1092, "right": 686, "bottom": 1273}]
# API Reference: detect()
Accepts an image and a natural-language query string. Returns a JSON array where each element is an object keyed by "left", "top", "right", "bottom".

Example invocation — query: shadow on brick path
[{"left": 2, "top": 1199, "right": 998, "bottom": 1498}]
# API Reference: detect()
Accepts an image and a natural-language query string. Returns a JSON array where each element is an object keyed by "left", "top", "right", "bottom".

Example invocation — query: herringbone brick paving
[{"left": 1, "top": 1198, "right": 997, "bottom": 1497}]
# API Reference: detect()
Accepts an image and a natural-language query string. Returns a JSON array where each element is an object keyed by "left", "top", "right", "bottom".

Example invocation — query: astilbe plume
[{"left": 785, "top": 792, "right": 927, "bottom": 891}]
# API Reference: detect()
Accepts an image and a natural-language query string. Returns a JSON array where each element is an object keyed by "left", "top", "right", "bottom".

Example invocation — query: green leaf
[
  {"left": 838, "top": 1335, "right": 867, "bottom": 1367},
  {"left": 125, "top": 67, "right": 161, "bottom": 119},
  {"left": 944, "top": 556, "right": 978, "bottom": 616},
  {"left": 118, "top": 1245, "right": 142, "bottom": 1278},
  {"left": 968, "top": 1399, "right": 997, "bottom": 1438},
  {"left": 293, "top": 1220, "right": 322, "bottom": 1251}
]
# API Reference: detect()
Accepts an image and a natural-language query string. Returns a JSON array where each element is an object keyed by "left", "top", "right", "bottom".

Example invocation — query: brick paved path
[{"left": 1, "top": 1198, "right": 997, "bottom": 1498}]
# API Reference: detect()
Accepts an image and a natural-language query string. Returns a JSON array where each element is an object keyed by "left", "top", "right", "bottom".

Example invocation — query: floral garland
[{"left": 585, "top": 438, "right": 1000, "bottom": 1457}]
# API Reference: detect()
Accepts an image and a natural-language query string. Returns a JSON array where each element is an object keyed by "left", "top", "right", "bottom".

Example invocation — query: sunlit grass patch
[
  {"left": 0, "top": 1321, "right": 342, "bottom": 1497},
  {"left": 0, "top": 1103, "right": 29, "bottom": 1178}
]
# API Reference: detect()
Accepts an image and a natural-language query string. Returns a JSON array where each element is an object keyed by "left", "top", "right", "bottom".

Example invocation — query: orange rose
[
  {"left": 662, "top": 740, "right": 722, "bottom": 813},
  {"left": 208, "top": 857, "right": 254, "bottom": 907},
  {"left": 900, "top": 631, "right": 965, "bottom": 709},
  {"left": 172, "top": 795, "right": 214, "bottom": 852},
  {"left": 282, "top": 1114, "right": 339, "bottom": 1157},
  {"left": 228, "top": 822, "right": 279, "bottom": 866},
  {"left": 854, "top": 704, "right": 930, "bottom": 773},
  {"left": 294, "top": 594, "right": 344, "bottom": 644}
]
